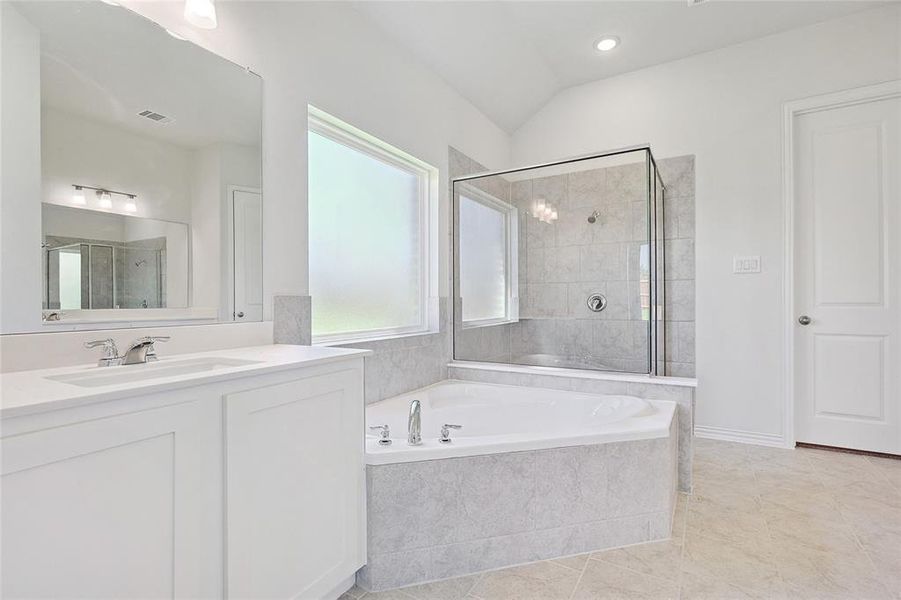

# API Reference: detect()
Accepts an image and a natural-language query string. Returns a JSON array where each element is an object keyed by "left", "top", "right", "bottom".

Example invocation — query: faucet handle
[
  {"left": 439, "top": 424, "right": 463, "bottom": 444},
  {"left": 84, "top": 339, "right": 120, "bottom": 366},
  {"left": 133, "top": 336, "right": 170, "bottom": 362},
  {"left": 369, "top": 424, "right": 392, "bottom": 445}
]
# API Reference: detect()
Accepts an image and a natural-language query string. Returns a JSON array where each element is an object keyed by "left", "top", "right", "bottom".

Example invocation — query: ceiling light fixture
[
  {"left": 124, "top": 195, "right": 138, "bottom": 213},
  {"left": 595, "top": 36, "right": 620, "bottom": 52},
  {"left": 97, "top": 191, "right": 113, "bottom": 209},
  {"left": 184, "top": 0, "right": 218, "bottom": 29}
]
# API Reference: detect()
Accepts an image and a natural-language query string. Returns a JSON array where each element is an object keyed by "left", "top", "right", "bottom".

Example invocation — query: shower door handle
[{"left": 798, "top": 315, "right": 812, "bottom": 326}]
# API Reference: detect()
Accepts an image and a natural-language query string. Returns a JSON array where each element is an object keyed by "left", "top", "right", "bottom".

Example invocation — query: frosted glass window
[
  {"left": 459, "top": 193, "right": 517, "bottom": 324},
  {"left": 309, "top": 123, "right": 431, "bottom": 342}
]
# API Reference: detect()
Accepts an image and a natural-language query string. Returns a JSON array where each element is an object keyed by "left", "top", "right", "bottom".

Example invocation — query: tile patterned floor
[{"left": 344, "top": 439, "right": 901, "bottom": 600}]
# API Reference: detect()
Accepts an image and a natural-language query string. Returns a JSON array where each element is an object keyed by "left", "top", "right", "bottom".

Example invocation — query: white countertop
[{"left": 0, "top": 344, "right": 370, "bottom": 419}]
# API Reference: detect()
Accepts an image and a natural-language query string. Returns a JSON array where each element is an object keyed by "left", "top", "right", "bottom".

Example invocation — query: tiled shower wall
[{"left": 453, "top": 153, "right": 696, "bottom": 377}]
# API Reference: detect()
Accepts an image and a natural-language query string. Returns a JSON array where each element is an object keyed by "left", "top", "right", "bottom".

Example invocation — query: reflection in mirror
[
  {"left": 8, "top": 0, "right": 262, "bottom": 328},
  {"left": 42, "top": 204, "right": 189, "bottom": 311}
]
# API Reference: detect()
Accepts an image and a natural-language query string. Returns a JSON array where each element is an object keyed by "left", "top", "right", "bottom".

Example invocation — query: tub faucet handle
[
  {"left": 439, "top": 424, "right": 463, "bottom": 444},
  {"left": 369, "top": 424, "right": 392, "bottom": 445}
]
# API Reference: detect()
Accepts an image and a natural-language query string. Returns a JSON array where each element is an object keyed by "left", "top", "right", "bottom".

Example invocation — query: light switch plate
[{"left": 733, "top": 255, "right": 761, "bottom": 274}]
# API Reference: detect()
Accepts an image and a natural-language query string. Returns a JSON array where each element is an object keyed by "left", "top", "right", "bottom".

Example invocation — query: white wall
[
  {"left": 120, "top": 0, "right": 511, "bottom": 311},
  {"left": 0, "top": 3, "right": 43, "bottom": 334},
  {"left": 511, "top": 5, "right": 901, "bottom": 441},
  {"left": 42, "top": 108, "right": 193, "bottom": 223}
]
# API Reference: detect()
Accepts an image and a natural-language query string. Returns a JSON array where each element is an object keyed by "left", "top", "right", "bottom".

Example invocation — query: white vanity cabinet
[{"left": 0, "top": 347, "right": 367, "bottom": 600}]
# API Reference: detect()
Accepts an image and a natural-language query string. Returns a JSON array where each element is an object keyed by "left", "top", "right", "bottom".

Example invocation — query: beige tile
[
  {"left": 867, "top": 455, "right": 901, "bottom": 490},
  {"left": 687, "top": 495, "right": 768, "bottom": 541},
  {"left": 469, "top": 561, "right": 579, "bottom": 600},
  {"left": 362, "top": 590, "right": 418, "bottom": 600},
  {"left": 590, "top": 539, "right": 683, "bottom": 580},
  {"left": 549, "top": 553, "right": 589, "bottom": 572},
  {"left": 402, "top": 575, "right": 480, "bottom": 600},
  {"left": 772, "top": 538, "right": 891, "bottom": 600},
  {"left": 571, "top": 560, "right": 678, "bottom": 599},
  {"left": 672, "top": 493, "right": 689, "bottom": 539},
  {"left": 678, "top": 571, "right": 788, "bottom": 599},
  {"left": 681, "top": 531, "right": 781, "bottom": 592},
  {"left": 342, "top": 585, "right": 368, "bottom": 599},
  {"left": 762, "top": 503, "right": 860, "bottom": 553}
]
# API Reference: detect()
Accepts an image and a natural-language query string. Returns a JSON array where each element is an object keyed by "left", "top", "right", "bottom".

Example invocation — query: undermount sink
[{"left": 46, "top": 357, "right": 263, "bottom": 388}]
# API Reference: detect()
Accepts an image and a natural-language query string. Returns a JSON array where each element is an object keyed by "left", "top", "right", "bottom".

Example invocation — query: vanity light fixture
[
  {"left": 531, "top": 197, "right": 558, "bottom": 223},
  {"left": 595, "top": 36, "right": 620, "bottom": 52},
  {"left": 184, "top": 0, "right": 218, "bottom": 29},
  {"left": 71, "top": 185, "right": 86, "bottom": 205},
  {"left": 98, "top": 191, "right": 113, "bottom": 209},
  {"left": 99, "top": 0, "right": 120, "bottom": 5},
  {"left": 72, "top": 184, "right": 137, "bottom": 211}
]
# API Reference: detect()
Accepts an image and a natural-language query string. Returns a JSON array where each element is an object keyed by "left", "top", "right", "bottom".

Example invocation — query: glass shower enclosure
[{"left": 452, "top": 146, "right": 667, "bottom": 375}]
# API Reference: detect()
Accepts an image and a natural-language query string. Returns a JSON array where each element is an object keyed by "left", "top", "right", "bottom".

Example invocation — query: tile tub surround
[
  {"left": 447, "top": 362, "right": 695, "bottom": 493},
  {"left": 343, "top": 439, "right": 900, "bottom": 600},
  {"left": 357, "top": 418, "right": 677, "bottom": 592},
  {"left": 272, "top": 294, "right": 312, "bottom": 345}
]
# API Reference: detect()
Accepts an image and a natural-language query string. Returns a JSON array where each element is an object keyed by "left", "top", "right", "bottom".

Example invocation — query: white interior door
[
  {"left": 794, "top": 91, "right": 900, "bottom": 454},
  {"left": 232, "top": 189, "right": 263, "bottom": 321}
]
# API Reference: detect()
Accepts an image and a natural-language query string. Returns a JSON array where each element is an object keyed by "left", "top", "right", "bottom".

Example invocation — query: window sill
[
  {"left": 314, "top": 328, "right": 441, "bottom": 347},
  {"left": 461, "top": 317, "right": 519, "bottom": 330}
]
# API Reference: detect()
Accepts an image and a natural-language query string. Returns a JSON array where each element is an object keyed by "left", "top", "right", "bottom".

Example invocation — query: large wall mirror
[{"left": 11, "top": 0, "right": 262, "bottom": 330}]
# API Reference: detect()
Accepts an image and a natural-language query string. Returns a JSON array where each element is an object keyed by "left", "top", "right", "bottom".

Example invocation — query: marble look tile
[
  {"left": 591, "top": 201, "right": 632, "bottom": 243},
  {"left": 520, "top": 283, "right": 567, "bottom": 318},
  {"left": 678, "top": 572, "right": 781, "bottom": 600},
  {"left": 607, "top": 438, "right": 673, "bottom": 518},
  {"left": 531, "top": 175, "right": 567, "bottom": 212},
  {"left": 568, "top": 168, "right": 606, "bottom": 208},
  {"left": 470, "top": 561, "right": 579, "bottom": 600},
  {"left": 772, "top": 538, "right": 891, "bottom": 600},
  {"left": 528, "top": 444, "right": 609, "bottom": 529},
  {"left": 606, "top": 162, "right": 648, "bottom": 204},
  {"left": 401, "top": 575, "right": 481, "bottom": 600},
  {"left": 554, "top": 210, "right": 594, "bottom": 246},
  {"left": 657, "top": 155, "right": 695, "bottom": 199},
  {"left": 449, "top": 147, "right": 474, "bottom": 179},
  {"left": 665, "top": 279, "right": 695, "bottom": 321},
  {"left": 579, "top": 243, "right": 628, "bottom": 282},
  {"left": 510, "top": 180, "right": 531, "bottom": 208},
  {"left": 272, "top": 295, "right": 311, "bottom": 345},
  {"left": 665, "top": 238, "right": 695, "bottom": 280},
  {"left": 591, "top": 539, "right": 683, "bottom": 580},
  {"left": 354, "top": 590, "right": 417, "bottom": 600},
  {"left": 571, "top": 559, "right": 678, "bottom": 599},
  {"left": 680, "top": 531, "right": 781, "bottom": 594},
  {"left": 550, "top": 553, "right": 590, "bottom": 572}
]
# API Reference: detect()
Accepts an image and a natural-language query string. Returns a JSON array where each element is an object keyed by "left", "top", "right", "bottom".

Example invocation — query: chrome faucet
[
  {"left": 408, "top": 399, "right": 422, "bottom": 446},
  {"left": 122, "top": 336, "right": 170, "bottom": 365},
  {"left": 85, "top": 335, "right": 170, "bottom": 367}
]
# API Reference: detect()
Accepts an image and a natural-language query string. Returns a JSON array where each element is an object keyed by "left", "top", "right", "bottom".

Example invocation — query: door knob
[
  {"left": 236, "top": 311, "right": 245, "bottom": 318},
  {"left": 798, "top": 315, "right": 812, "bottom": 326}
]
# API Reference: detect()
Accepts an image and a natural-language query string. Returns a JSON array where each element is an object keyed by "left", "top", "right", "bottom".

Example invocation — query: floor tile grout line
[{"left": 565, "top": 548, "right": 592, "bottom": 600}]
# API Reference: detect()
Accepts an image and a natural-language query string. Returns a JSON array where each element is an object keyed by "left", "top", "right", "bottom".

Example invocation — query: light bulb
[
  {"left": 550, "top": 209, "right": 558, "bottom": 221},
  {"left": 72, "top": 186, "right": 86, "bottom": 205},
  {"left": 124, "top": 195, "right": 137, "bottom": 213},
  {"left": 184, "top": 0, "right": 218, "bottom": 29},
  {"left": 98, "top": 191, "right": 112, "bottom": 208}
]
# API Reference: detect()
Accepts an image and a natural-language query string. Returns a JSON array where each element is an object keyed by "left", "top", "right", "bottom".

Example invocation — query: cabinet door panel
[
  {"left": 1, "top": 399, "right": 222, "bottom": 599},
  {"left": 226, "top": 366, "right": 365, "bottom": 599}
]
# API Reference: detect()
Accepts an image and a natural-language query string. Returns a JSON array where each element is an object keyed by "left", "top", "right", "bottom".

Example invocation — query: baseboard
[{"left": 694, "top": 425, "right": 789, "bottom": 448}]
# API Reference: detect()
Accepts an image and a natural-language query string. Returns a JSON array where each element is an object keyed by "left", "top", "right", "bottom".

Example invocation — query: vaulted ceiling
[{"left": 352, "top": 1, "right": 887, "bottom": 133}]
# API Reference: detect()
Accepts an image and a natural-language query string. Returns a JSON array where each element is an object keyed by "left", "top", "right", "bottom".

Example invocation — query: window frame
[
  {"left": 458, "top": 184, "right": 519, "bottom": 328},
  {"left": 308, "top": 107, "right": 438, "bottom": 345}
]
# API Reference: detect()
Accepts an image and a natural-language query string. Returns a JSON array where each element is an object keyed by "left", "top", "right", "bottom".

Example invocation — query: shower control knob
[
  {"left": 798, "top": 315, "right": 812, "bottom": 326},
  {"left": 369, "top": 424, "right": 392, "bottom": 445},
  {"left": 236, "top": 311, "right": 245, "bottom": 318},
  {"left": 439, "top": 424, "right": 463, "bottom": 444},
  {"left": 587, "top": 293, "right": 607, "bottom": 313}
]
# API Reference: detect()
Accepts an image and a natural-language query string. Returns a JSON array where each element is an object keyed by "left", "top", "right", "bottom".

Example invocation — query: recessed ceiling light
[
  {"left": 184, "top": 0, "right": 218, "bottom": 29},
  {"left": 595, "top": 36, "right": 620, "bottom": 52}
]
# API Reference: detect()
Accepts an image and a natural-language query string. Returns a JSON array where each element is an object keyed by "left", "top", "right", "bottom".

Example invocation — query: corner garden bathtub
[{"left": 358, "top": 380, "right": 679, "bottom": 592}]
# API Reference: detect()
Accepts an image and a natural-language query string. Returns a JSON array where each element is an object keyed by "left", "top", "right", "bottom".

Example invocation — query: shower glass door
[{"left": 452, "top": 146, "right": 666, "bottom": 375}]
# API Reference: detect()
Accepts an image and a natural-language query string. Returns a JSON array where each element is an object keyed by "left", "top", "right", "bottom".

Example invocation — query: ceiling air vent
[{"left": 137, "top": 109, "right": 173, "bottom": 125}]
